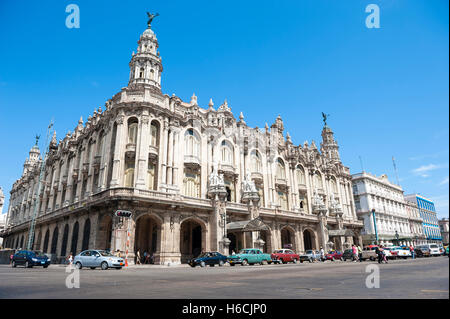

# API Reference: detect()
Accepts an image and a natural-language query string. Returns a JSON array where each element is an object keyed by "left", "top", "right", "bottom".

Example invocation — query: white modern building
[
  {"left": 352, "top": 172, "right": 415, "bottom": 246},
  {"left": 405, "top": 194, "right": 442, "bottom": 244}
]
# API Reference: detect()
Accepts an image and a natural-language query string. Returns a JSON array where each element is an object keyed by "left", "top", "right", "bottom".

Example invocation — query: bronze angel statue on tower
[{"left": 147, "top": 12, "right": 159, "bottom": 27}]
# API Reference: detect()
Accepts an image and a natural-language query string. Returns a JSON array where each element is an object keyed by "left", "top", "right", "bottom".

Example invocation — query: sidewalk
[{"left": 55, "top": 263, "right": 191, "bottom": 268}]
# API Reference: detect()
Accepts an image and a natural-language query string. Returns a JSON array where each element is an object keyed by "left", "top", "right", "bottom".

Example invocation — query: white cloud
[
  {"left": 439, "top": 176, "right": 449, "bottom": 186},
  {"left": 411, "top": 163, "right": 448, "bottom": 177}
]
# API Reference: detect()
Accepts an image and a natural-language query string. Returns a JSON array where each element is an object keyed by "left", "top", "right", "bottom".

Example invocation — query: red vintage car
[
  {"left": 271, "top": 249, "right": 300, "bottom": 264},
  {"left": 324, "top": 251, "right": 344, "bottom": 261}
]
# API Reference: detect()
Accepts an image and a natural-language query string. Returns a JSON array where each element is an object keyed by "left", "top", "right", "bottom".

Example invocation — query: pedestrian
[
  {"left": 382, "top": 248, "right": 388, "bottom": 263},
  {"left": 143, "top": 251, "right": 148, "bottom": 264},
  {"left": 410, "top": 245, "right": 415, "bottom": 259},
  {"left": 352, "top": 245, "right": 358, "bottom": 262},
  {"left": 115, "top": 249, "right": 121, "bottom": 258},
  {"left": 357, "top": 245, "right": 363, "bottom": 262},
  {"left": 136, "top": 250, "right": 141, "bottom": 265},
  {"left": 375, "top": 245, "right": 382, "bottom": 264},
  {"left": 319, "top": 247, "right": 325, "bottom": 262},
  {"left": 67, "top": 252, "right": 73, "bottom": 265}
]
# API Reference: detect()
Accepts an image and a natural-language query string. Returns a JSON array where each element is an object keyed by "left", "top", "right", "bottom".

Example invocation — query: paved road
[{"left": 0, "top": 256, "right": 448, "bottom": 299}]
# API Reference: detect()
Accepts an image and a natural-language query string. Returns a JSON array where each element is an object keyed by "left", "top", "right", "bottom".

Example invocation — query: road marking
[
  {"left": 421, "top": 290, "right": 448, "bottom": 293},
  {"left": 295, "top": 287, "right": 323, "bottom": 291}
]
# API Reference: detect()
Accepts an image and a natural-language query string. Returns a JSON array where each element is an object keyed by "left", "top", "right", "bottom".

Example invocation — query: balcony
[
  {"left": 184, "top": 155, "right": 200, "bottom": 169},
  {"left": 218, "top": 163, "right": 235, "bottom": 175},
  {"left": 149, "top": 145, "right": 159, "bottom": 159},
  {"left": 275, "top": 177, "right": 287, "bottom": 186},
  {"left": 251, "top": 171, "right": 263, "bottom": 183}
]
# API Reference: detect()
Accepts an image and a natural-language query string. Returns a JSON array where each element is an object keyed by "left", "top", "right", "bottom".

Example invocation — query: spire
[
  {"left": 208, "top": 98, "right": 214, "bottom": 110},
  {"left": 128, "top": 13, "right": 163, "bottom": 91},
  {"left": 190, "top": 93, "right": 198, "bottom": 105}
]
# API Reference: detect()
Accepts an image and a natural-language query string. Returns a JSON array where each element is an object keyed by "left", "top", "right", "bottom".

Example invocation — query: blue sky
[{"left": 0, "top": 0, "right": 448, "bottom": 218}]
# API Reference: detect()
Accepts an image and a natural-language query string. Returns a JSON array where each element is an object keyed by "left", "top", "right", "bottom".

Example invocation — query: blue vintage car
[
  {"left": 228, "top": 248, "right": 272, "bottom": 266},
  {"left": 188, "top": 252, "right": 228, "bottom": 267}
]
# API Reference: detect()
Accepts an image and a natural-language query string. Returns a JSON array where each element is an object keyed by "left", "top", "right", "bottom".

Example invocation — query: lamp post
[
  {"left": 395, "top": 230, "right": 399, "bottom": 246},
  {"left": 372, "top": 209, "right": 378, "bottom": 245}
]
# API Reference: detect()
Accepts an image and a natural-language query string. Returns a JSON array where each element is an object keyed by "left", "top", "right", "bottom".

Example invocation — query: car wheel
[
  {"left": 370, "top": 257, "right": 375, "bottom": 261},
  {"left": 343, "top": 258, "right": 346, "bottom": 262},
  {"left": 331, "top": 257, "right": 335, "bottom": 261},
  {"left": 43, "top": 265, "right": 49, "bottom": 268},
  {"left": 101, "top": 261, "right": 109, "bottom": 270},
  {"left": 90, "top": 267, "right": 96, "bottom": 270},
  {"left": 25, "top": 261, "right": 31, "bottom": 268},
  {"left": 300, "top": 260, "right": 304, "bottom": 263},
  {"left": 261, "top": 260, "right": 268, "bottom": 265},
  {"left": 219, "top": 260, "right": 224, "bottom": 267},
  {"left": 200, "top": 261, "right": 206, "bottom": 268},
  {"left": 76, "top": 262, "right": 82, "bottom": 269},
  {"left": 242, "top": 259, "right": 248, "bottom": 266},
  {"left": 230, "top": 263, "right": 235, "bottom": 266}
]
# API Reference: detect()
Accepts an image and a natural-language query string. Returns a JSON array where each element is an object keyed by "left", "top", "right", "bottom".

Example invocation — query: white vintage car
[{"left": 392, "top": 246, "right": 411, "bottom": 259}]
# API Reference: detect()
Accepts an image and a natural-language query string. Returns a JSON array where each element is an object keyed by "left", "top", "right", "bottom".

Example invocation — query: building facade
[
  {"left": 352, "top": 172, "right": 417, "bottom": 246},
  {"left": 404, "top": 199, "right": 427, "bottom": 245},
  {"left": 405, "top": 194, "right": 442, "bottom": 244},
  {"left": 0, "top": 187, "right": 5, "bottom": 248},
  {"left": 438, "top": 218, "right": 449, "bottom": 246},
  {"left": 0, "top": 17, "right": 363, "bottom": 264}
]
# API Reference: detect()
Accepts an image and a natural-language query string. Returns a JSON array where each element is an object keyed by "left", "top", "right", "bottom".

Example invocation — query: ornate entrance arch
[
  {"left": 281, "top": 226, "right": 296, "bottom": 251},
  {"left": 134, "top": 214, "right": 162, "bottom": 264},
  {"left": 303, "top": 229, "right": 316, "bottom": 251},
  {"left": 180, "top": 218, "right": 206, "bottom": 263}
]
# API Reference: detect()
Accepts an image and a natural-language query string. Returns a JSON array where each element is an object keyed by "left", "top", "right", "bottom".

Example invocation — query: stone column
[
  {"left": 135, "top": 114, "right": 150, "bottom": 189},
  {"left": 110, "top": 114, "right": 125, "bottom": 187},
  {"left": 159, "top": 118, "right": 169, "bottom": 190},
  {"left": 166, "top": 128, "right": 174, "bottom": 185}
]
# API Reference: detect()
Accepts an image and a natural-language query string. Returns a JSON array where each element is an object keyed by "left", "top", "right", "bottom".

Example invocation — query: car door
[{"left": 15, "top": 251, "right": 24, "bottom": 265}]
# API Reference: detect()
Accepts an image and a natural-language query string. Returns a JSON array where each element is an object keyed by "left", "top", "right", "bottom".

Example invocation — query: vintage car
[
  {"left": 324, "top": 251, "right": 343, "bottom": 261},
  {"left": 271, "top": 249, "right": 300, "bottom": 264},
  {"left": 382, "top": 247, "right": 396, "bottom": 259},
  {"left": 392, "top": 246, "right": 411, "bottom": 259},
  {"left": 361, "top": 246, "right": 378, "bottom": 261},
  {"left": 188, "top": 251, "right": 228, "bottom": 267},
  {"left": 228, "top": 248, "right": 272, "bottom": 266},
  {"left": 299, "top": 250, "right": 321, "bottom": 263}
]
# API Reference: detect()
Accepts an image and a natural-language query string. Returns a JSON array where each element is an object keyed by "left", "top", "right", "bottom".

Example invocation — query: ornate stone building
[{"left": 0, "top": 18, "right": 363, "bottom": 264}]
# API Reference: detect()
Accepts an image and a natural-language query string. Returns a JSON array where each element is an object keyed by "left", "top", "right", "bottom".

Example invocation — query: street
[{"left": 0, "top": 256, "right": 448, "bottom": 299}]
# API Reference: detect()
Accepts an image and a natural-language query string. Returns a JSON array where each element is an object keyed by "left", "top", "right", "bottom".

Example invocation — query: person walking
[
  {"left": 143, "top": 251, "right": 148, "bottom": 264},
  {"left": 136, "top": 250, "right": 141, "bottom": 265},
  {"left": 67, "top": 252, "right": 73, "bottom": 266},
  {"left": 319, "top": 247, "right": 325, "bottom": 262},
  {"left": 357, "top": 245, "right": 363, "bottom": 262},
  {"left": 376, "top": 245, "right": 383, "bottom": 264},
  {"left": 352, "top": 245, "right": 358, "bottom": 262},
  {"left": 410, "top": 245, "right": 415, "bottom": 260}
]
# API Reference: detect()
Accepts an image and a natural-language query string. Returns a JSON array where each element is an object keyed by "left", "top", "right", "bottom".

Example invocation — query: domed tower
[
  {"left": 22, "top": 137, "right": 41, "bottom": 176},
  {"left": 320, "top": 125, "right": 340, "bottom": 163},
  {"left": 128, "top": 13, "right": 163, "bottom": 91}
]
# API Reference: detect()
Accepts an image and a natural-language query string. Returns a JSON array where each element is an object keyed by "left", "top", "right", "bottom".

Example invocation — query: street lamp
[
  {"left": 395, "top": 230, "right": 399, "bottom": 246},
  {"left": 372, "top": 209, "right": 379, "bottom": 245}
]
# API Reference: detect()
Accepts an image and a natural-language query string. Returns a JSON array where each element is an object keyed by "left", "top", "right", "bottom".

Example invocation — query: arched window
[
  {"left": 139, "top": 67, "right": 144, "bottom": 78},
  {"left": 296, "top": 165, "right": 306, "bottom": 185},
  {"left": 276, "top": 158, "right": 286, "bottom": 179},
  {"left": 278, "top": 191, "right": 288, "bottom": 210},
  {"left": 183, "top": 168, "right": 200, "bottom": 198},
  {"left": 148, "top": 162, "right": 156, "bottom": 190},
  {"left": 124, "top": 160, "right": 135, "bottom": 187},
  {"left": 184, "top": 129, "right": 200, "bottom": 157},
  {"left": 250, "top": 150, "right": 262, "bottom": 173},
  {"left": 314, "top": 172, "right": 323, "bottom": 189},
  {"left": 128, "top": 119, "right": 138, "bottom": 144},
  {"left": 150, "top": 121, "right": 160, "bottom": 147},
  {"left": 221, "top": 141, "right": 234, "bottom": 164},
  {"left": 331, "top": 178, "right": 338, "bottom": 193}
]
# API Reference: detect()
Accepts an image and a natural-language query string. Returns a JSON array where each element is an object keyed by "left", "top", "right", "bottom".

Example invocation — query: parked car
[
  {"left": 438, "top": 245, "right": 445, "bottom": 256},
  {"left": 271, "top": 249, "right": 300, "bottom": 264},
  {"left": 324, "top": 250, "right": 343, "bottom": 261},
  {"left": 415, "top": 245, "right": 431, "bottom": 257},
  {"left": 445, "top": 246, "right": 449, "bottom": 257},
  {"left": 11, "top": 250, "right": 50, "bottom": 268},
  {"left": 382, "top": 247, "right": 397, "bottom": 259},
  {"left": 228, "top": 248, "right": 272, "bottom": 266},
  {"left": 342, "top": 249, "right": 355, "bottom": 261},
  {"left": 74, "top": 250, "right": 124, "bottom": 270},
  {"left": 391, "top": 246, "right": 411, "bottom": 259},
  {"left": 300, "top": 250, "right": 321, "bottom": 263},
  {"left": 361, "top": 246, "right": 377, "bottom": 261},
  {"left": 189, "top": 251, "right": 228, "bottom": 267},
  {"left": 415, "top": 244, "right": 440, "bottom": 257}
]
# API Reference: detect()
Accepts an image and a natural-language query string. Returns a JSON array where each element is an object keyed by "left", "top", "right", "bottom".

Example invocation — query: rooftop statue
[
  {"left": 147, "top": 12, "right": 159, "bottom": 27},
  {"left": 322, "top": 112, "right": 330, "bottom": 127}
]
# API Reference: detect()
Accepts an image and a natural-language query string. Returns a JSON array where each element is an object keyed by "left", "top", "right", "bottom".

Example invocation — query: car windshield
[
  {"left": 430, "top": 245, "right": 438, "bottom": 249},
  {"left": 98, "top": 250, "right": 114, "bottom": 257},
  {"left": 239, "top": 249, "right": 252, "bottom": 254},
  {"left": 305, "top": 250, "right": 313, "bottom": 254},
  {"left": 274, "top": 250, "right": 284, "bottom": 254},
  {"left": 32, "top": 251, "right": 46, "bottom": 257}
]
